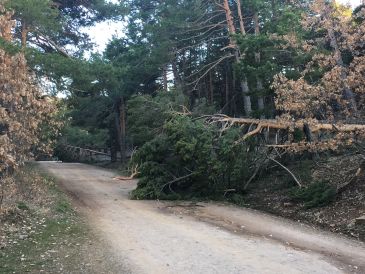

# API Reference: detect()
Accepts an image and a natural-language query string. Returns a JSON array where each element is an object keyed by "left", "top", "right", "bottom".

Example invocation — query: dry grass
[{"left": 0, "top": 163, "right": 121, "bottom": 273}]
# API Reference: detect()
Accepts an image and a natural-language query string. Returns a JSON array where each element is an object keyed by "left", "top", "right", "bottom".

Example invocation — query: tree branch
[
  {"left": 160, "top": 173, "right": 196, "bottom": 192},
  {"left": 268, "top": 157, "right": 302, "bottom": 188}
]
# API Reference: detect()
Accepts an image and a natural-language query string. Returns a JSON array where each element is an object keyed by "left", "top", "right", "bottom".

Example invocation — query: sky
[
  {"left": 84, "top": 0, "right": 123, "bottom": 53},
  {"left": 87, "top": 0, "right": 363, "bottom": 53},
  {"left": 344, "top": 0, "right": 362, "bottom": 7},
  {"left": 85, "top": 20, "right": 125, "bottom": 53}
]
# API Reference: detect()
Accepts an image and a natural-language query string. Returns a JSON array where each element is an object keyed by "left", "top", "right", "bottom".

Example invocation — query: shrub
[
  {"left": 229, "top": 194, "right": 246, "bottom": 206},
  {"left": 290, "top": 181, "right": 337, "bottom": 208},
  {"left": 16, "top": 202, "right": 29, "bottom": 211}
]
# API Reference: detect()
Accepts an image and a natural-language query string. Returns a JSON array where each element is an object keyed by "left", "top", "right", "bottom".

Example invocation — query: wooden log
[{"left": 211, "top": 117, "right": 365, "bottom": 133}]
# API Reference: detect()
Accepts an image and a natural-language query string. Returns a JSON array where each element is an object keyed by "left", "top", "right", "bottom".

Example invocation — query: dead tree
[{"left": 205, "top": 114, "right": 365, "bottom": 147}]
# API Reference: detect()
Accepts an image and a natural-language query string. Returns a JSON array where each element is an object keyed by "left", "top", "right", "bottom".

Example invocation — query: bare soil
[{"left": 39, "top": 161, "right": 365, "bottom": 274}]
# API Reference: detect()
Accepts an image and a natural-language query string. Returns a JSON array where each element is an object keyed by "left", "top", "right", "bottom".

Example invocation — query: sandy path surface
[{"left": 39, "top": 162, "right": 365, "bottom": 274}]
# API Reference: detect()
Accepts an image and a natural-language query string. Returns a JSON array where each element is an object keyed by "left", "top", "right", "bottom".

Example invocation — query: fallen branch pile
[{"left": 113, "top": 165, "right": 140, "bottom": 181}]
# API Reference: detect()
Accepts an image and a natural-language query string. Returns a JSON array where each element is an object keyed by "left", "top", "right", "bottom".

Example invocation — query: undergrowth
[{"left": 290, "top": 181, "right": 337, "bottom": 208}]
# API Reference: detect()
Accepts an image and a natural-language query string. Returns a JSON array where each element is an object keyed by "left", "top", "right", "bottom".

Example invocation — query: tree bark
[
  {"left": 241, "top": 79, "right": 252, "bottom": 115},
  {"left": 210, "top": 116, "right": 365, "bottom": 133},
  {"left": 120, "top": 98, "right": 127, "bottom": 163},
  {"left": 223, "top": 0, "right": 252, "bottom": 116},
  {"left": 209, "top": 71, "right": 214, "bottom": 105},
  {"left": 110, "top": 145, "right": 117, "bottom": 162},
  {"left": 21, "top": 21, "right": 28, "bottom": 50},
  {"left": 223, "top": 0, "right": 236, "bottom": 35},
  {"left": 254, "top": 12, "right": 265, "bottom": 117},
  {"left": 225, "top": 68, "right": 230, "bottom": 114},
  {"left": 236, "top": 0, "right": 246, "bottom": 35},
  {"left": 163, "top": 65, "right": 168, "bottom": 91},
  {"left": 110, "top": 130, "right": 118, "bottom": 163},
  {"left": 232, "top": 70, "right": 237, "bottom": 116},
  {"left": 172, "top": 59, "right": 183, "bottom": 90},
  {"left": 326, "top": 3, "right": 357, "bottom": 112},
  {"left": 115, "top": 97, "right": 127, "bottom": 163}
]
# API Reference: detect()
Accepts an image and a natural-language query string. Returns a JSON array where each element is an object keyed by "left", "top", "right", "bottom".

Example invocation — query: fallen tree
[
  {"left": 207, "top": 115, "right": 365, "bottom": 133},
  {"left": 203, "top": 114, "right": 365, "bottom": 151}
]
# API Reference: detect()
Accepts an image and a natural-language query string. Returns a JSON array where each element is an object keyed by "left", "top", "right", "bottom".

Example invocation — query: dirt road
[{"left": 39, "top": 162, "right": 365, "bottom": 274}]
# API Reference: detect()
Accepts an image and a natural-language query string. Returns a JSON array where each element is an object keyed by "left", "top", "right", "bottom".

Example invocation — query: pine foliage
[{"left": 131, "top": 115, "right": 254, "bottom": 200}]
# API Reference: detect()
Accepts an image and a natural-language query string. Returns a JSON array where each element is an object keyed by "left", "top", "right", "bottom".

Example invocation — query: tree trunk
[
  {"left": 326, "top": 3, "right": 357, "bottom": 112},
  {"left": 209, "top": 71, "right": 214, "bottom": 105},
  {"left": 234, "top": 0, "right": 251, "bottom": 116},
  {"left": 21, "top": 21, "right": 28, "bottom": 50},
  {"left": 241, "top": 79, "right": 252, "bottom": 115},
  {"left": 254, "top": 12, "right": 265, "bottom": 117},
  {"left": 172, "top": 53, "right": 183, "bottom": 92},
  {"left": 119, "top": 98, "right": 127, "bottom": 163},
  {"left": 110, "top": 130, "right": 118, "bottom": 163},
  {"left": 110, "top": 145, "right": 117, "bottom": 162},
  {"left": 163, "top": 65, "right": 168, "bottom": 91},
  {"left": 257, "top": 92, "right": 265, "bottom": 112},
  {"left": 223, "top": 0, "right": 252, "bottom": 116},
  {"left": 225, "top": 68, "right": 230, "bottom": 114},
  {"left": 211, "top": 115, "right": 365, "bottom": 134},
  {"left": 232, "top": 69, "right": 237, "bottom": 116},
  {"left": 236, "top": 0, "right": 246, "bottom": 35},
  {"left": 271, "top": 0, "right": 277, "bottom": 21},
  {"left": 223, "top": 0, "right": 236, "bottom": 35},
  {"left": 115, "top": 98, "right": 127, "bottom": 163}
]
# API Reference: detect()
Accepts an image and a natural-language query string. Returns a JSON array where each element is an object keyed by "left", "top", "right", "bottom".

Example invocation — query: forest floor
[
  {"left": 37, "top": 161, "right": 365, "bottom": 274},
  {"left": 244, "top": 154, "right": 365, "bottom": 241},
  {"left": 0, "top": 163, "right": 126, "bottom": 273}
]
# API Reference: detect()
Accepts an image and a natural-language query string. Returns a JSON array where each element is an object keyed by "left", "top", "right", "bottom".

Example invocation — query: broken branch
[{"left": 267, "top": 157, "right": 302, "bottom": 188}]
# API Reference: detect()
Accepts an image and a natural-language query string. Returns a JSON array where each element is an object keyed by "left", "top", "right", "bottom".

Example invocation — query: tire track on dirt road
[{"left": 39, "top": 162, "right": 365, "bottom": 274}]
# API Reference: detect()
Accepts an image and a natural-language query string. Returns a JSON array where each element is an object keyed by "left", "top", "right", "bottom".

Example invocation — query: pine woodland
[{"left": 1, "top": 0, "right": 365, "bottom": 213}]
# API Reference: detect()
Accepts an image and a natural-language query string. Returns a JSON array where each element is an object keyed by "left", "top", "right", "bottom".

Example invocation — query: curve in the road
[{"left": 39, "top": 162, "right": 365, "bottom": 274}]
